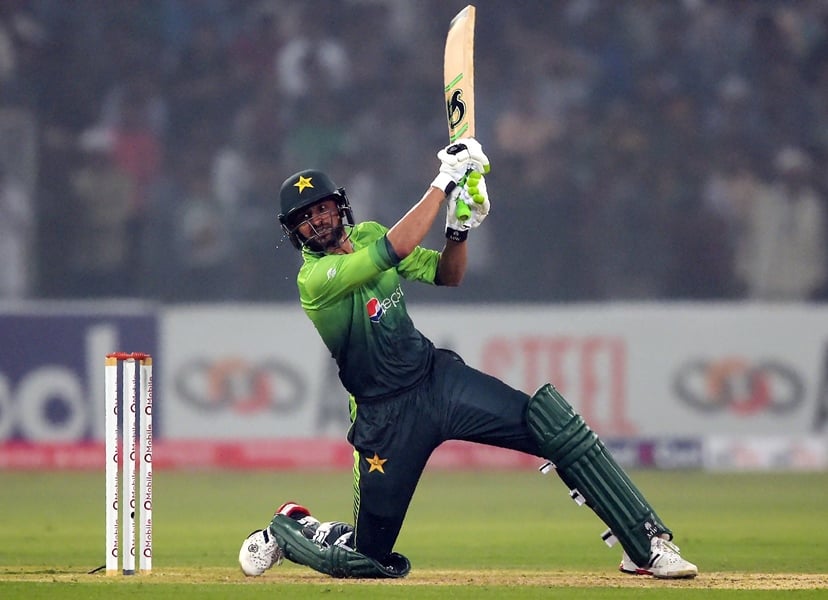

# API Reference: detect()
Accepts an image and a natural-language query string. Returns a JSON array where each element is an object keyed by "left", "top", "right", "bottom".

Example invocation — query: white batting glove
[
  {"left": 431, "top": 137, "right": 491, "bottom": 194},
  {"left": 445, "top": 172, "right": 490, "bottom": 241}
]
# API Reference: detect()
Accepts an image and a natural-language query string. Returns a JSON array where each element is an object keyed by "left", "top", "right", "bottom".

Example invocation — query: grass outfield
[{"left": 1, "top": 469, "right": 827, "bottom": 598}]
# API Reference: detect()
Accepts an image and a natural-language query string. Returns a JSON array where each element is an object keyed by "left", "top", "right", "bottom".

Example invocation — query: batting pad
[
  {"left": 526, "top": 384, "right": 672, "bottom": 567},
  {"left": 269, "top": 515, "right": 410, "bottom": 579}
]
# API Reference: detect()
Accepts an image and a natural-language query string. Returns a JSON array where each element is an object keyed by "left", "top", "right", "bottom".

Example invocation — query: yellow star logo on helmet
[{"left": 294, "top": 175, "right": 314, "bottom": 193}]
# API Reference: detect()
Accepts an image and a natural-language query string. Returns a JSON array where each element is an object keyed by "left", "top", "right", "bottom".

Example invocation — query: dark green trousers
[{"left": 348, "top": 348, "right": 540, "bottom": 559}]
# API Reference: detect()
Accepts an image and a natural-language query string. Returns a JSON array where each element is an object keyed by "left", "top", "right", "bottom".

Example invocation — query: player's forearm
[
  {"left": 435, "top": 239, "right": 467, "bottom": 286},
  {"left": 386, "top": 186, "right": 446, "bottom": 259}
]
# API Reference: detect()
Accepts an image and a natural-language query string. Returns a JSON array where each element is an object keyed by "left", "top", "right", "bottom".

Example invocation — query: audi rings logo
[
  {"left": 673, "top": 358, "right": 804, "bottom": 415},
  {"left": 175, "top": 358, "right": 305, "bottom": 414}
]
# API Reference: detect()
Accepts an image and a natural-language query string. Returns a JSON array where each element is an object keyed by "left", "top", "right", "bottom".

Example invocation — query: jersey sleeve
[
  {"left": 360, "top": 221, "right": 440, "bottom": 284},
  {"left": 397, "top": 245, "right": 440, "bottom": 284}
]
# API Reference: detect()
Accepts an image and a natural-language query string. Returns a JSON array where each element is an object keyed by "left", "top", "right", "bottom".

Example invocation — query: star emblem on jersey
[
  {"left": 366, "top": 453, "right": 387, "bottom": 473},
  {"left": 294, "top": 175, "right": 314, "bottom": 193}
]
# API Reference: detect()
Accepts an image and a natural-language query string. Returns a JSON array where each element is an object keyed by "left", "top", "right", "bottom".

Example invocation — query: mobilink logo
[{"left": 366, "top": 285, "right": 404, "bottom": 323}]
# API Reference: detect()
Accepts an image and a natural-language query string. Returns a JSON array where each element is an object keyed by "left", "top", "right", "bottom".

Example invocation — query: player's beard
[{"left": 304, "top": 221, "right": 346, "bottom": 254}]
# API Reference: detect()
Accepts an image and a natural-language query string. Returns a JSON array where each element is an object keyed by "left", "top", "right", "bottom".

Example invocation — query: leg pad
[
  {"left": 269, "top": 515, "right": 410, "bottom": 578},
  {"left": 527, "top": 384, "right": 672, "bottom": 566}
]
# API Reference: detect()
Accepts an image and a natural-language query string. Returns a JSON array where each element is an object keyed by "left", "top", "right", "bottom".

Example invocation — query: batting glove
[
  {"left": 431, "top": 137, "right": 491, "bottom": 194},
  {"left": 445, "top": 172, "right": 490, "bottom": 242}
]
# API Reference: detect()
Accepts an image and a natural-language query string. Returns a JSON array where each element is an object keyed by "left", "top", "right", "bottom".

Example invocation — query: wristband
[
  {"left": 430, "top": 173, "right": 457, "bottom": 195},
  {"left": 445, "top": 227, "right": 468, "bottom": 242}
]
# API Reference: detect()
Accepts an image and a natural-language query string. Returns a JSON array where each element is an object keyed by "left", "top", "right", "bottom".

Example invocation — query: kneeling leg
[{"left": 269, "top": 515, "right": 410, "bottom": 579}]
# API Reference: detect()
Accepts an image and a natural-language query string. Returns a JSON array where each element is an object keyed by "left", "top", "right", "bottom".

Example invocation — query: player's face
[{"left": 295, "top": 199, "right": 345, "bottom": 253}]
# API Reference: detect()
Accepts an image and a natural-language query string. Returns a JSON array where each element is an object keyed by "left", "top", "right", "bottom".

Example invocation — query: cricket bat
[{"left": 444, "top": 4, "right": 477, "bottom": 221}]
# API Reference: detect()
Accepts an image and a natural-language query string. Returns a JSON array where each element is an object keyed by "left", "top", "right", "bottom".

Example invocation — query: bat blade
[
  {"left": 444, "top": 4, "right": 476, "bottom": 222},
  {"left": 444, "top": 5, "right": 476, "bottom": 142}
]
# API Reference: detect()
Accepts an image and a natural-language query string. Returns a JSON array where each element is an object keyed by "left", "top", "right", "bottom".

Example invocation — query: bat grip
[{"left": 454, "top": 169, "right": 472, "bottom": 221}]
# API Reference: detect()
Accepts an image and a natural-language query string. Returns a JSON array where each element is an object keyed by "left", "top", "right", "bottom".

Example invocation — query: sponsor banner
[
  {"left": 703, "top": 436, "right": 827, "bottom": 471},
  {"left": 16, "top": 436, "right": 828, "bottom": 471},
  {"left": 161, "top": 303, "right": 828, "bottom": 444},
  {"left": 0, "top": 436, "right": 765, "bottom": 471},
  {"left": 161, "top": 305, "right": 350, "bottom": 438},
  {"left": 4, "top": 301, "right": 828, "bottom": 459},
  {"left": 0, "top": 440, "right": 352, "bottom": 470},
  {"left": 0, "top": 302, "right": 158, "bottom": 443},
  {"left": 414, "top": 304, "right": 828, "bottom": 438},
  {"left": 0, "top": 441, "right": 103, "bottom": 469},
  {"left": 605, "top": 439, "right": 704, "bottom": 470},
  {"left": 0, "top": 439, "right": 540, "bottom": 470}
]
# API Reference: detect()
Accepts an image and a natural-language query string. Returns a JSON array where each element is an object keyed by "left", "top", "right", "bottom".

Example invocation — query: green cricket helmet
[{"left": 278, "top": 169, "right": 354, "bottom": 250}]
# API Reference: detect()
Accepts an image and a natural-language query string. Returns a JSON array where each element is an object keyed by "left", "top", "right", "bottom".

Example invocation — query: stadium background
[{"left": 1, "top": 1, "right": 827, "bottom": 472}]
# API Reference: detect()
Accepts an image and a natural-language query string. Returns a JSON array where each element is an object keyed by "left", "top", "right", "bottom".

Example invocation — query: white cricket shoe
[
  {"left": 619, "top": 551, "right": 653, "bottom": 576},
  {"left": 619, "top": 536, "right": 698, "bottom": 579},
  {"left": 238, "top": 528, "right": 284, "bottom": 577}
]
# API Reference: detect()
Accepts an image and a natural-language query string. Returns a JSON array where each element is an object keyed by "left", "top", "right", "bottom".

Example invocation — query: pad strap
[
  {"left": 526, "top": 384, "right": 673, "bottom": 567},
  {"left": 269, "top": 515, "right": 410, "bottom": 578}
]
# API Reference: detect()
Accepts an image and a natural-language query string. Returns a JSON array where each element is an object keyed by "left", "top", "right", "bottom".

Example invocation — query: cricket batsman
[{"left": 238, "top": 138, "right": 698, "bottom": 580}]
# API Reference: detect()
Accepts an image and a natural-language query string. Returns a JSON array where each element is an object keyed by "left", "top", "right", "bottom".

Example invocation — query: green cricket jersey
[{"left": 297, "top": 221, "right": 441, "bottom": 399}]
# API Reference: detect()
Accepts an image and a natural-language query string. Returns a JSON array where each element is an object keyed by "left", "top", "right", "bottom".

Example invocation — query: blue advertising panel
[{"left": 0, "top": 303, "right": 158, "bottom": 442}]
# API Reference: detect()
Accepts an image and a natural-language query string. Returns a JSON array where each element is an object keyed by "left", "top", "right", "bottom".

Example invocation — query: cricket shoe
[
  {"left": 238, "top": 527, "right": 283, "bottom": 576},
  {"left": 619, "top": 536, "right": 698, "bottom": 579}
]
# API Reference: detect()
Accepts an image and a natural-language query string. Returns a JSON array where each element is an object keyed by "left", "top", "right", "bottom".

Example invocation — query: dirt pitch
[{"left": 3, "top": 568, "right": 827, "bottom": 590}]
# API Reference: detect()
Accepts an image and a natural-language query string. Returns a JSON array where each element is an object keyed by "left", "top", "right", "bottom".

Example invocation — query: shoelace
[{"left": 647, "top": 538, "right": 682, "bottom": 567}]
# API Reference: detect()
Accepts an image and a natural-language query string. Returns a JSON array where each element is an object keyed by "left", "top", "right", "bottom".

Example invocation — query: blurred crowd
[{"left": 1, "top": 0, "right": 828, "bottom": 303}]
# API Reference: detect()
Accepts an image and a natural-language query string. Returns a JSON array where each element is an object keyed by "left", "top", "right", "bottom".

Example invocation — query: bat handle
[
  {"left": 455, "top": 200, "right": 472, "bottom": 221},
  {"left": 454, "top": 169, "right": 473, "bottom": 221}
]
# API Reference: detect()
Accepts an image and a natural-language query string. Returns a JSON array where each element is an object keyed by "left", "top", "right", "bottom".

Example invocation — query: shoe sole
[
  {"left": 619, "top": 567, "right": 653, "bottom": 576},
  {"left": 620, "top": 566, "right": 698, "bottom": 579},
  {"left": 653, "top": 570, "right": 698, "bottom": 579},
  {"left": 619, "top": 563, "right": 653, "bottom": 576}
]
